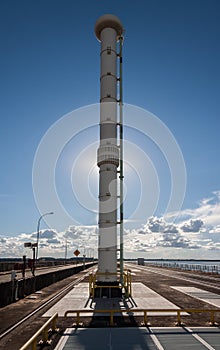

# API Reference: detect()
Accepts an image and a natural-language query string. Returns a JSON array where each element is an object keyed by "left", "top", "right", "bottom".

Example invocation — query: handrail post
[
  {"left": 52, "top": 314, "right": 57, "bottom": 332},
  {"left": 19, "top": 313, "right": 58, "bottom": 350},
  {"left": 129, "top": 272, "right": 132, "bottom": 297},
  {"left": 177, "top": 310, "right": 181, "bottom": 326},
  {"left": 110, "top": 311, "right": 114, "bottom": 326},
  {"left": 32, "top": 339, "right": 37, "bottom": 350},
  {"left": 43, "top": 325, "right": 48, "bottom": 343},
  {"left": 144, "top": 310, "right": 148, "bottom": 325},
  {"left": 210, "top": 310, "right": 215, "bottom": 325},
  {"left": 76, "top": 311, "right": 80, "bottom": 326}
]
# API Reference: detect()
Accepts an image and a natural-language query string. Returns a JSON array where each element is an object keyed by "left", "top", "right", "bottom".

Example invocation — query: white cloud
[
  {"left": 181, "top": 219, "right": 203, "bottom": 232},
  {"left": 0, "top": 191, "right": 220, "bottom": 259},
  {"left": 147, "top": 216, "right": 166, "bottom": 233},
  {"left": 40, "top": 229, "right": 57, "bottom": 239},
  {"left": 0, "top": 225, "right": 98, "bottom": 259},
  {"left": 209, "top": 225, "right": 220, "bottom": 234},
  {"left": 172, "top": 191, "right": 220, "bottom": 228}
]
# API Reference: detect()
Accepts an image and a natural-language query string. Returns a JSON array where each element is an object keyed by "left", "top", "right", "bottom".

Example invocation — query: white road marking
[
  {"left": 171, "top": 286, "right": 220, "bottom": 308},
  {"left": 147, "top": 328, "right": 165, "bottom": 350},
  {"left": 184, "top": 327, "right": 216, "bottom": 350},
  {"left": 54, "top": 328, "right": 70, "bottom": 350}
]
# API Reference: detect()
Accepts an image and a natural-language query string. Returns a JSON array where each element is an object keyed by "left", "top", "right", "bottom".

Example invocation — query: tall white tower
[{"left": 95, "top": 14, "right": 123, "bottom": 289}]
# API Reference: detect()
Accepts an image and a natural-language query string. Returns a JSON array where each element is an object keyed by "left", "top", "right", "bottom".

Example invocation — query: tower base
[
  {"left": 94, "top": 281, "right": 122, "bottom": 298},
  {"left": 89, "top": 269, "right": 132, "bottom": 299}
]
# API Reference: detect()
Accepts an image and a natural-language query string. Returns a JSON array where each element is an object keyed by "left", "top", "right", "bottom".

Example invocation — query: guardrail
[
  {"left": 145, "top": 262, "right": 220, "bottom": 274},
  {"left": 89, "top": 269, "right": 132, "bottom": 298},
  {"left": 65, "top": 308, "right": 220, "bottom": 327},
  {"left": 19, "top": 312, "right": 58, "bottom": 350}
]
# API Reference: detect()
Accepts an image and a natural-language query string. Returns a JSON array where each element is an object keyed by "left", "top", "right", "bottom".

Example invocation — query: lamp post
[
  {"left": 64, "top": 239, "right": 70, "bottom": 264},
  {"left": 36, "top": 212, "right": 54, "bottom": 261}
]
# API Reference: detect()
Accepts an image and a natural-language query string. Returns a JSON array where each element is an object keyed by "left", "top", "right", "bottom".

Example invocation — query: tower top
[{"left": 94, "top": 14, "right": 123, "bottom": 41}]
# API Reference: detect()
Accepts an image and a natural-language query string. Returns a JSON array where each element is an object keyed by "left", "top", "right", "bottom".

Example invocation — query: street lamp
[
  {"left": 36, "top": 212, "right": 54, "bottom": 261},
  {"left": 64, "top": 239, "right": 70, "bottom": 264}
]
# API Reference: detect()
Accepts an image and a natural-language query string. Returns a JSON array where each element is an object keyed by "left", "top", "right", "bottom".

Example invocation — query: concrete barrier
[{"left": 0, "top": 263, "right": 94, "bottom": 308}]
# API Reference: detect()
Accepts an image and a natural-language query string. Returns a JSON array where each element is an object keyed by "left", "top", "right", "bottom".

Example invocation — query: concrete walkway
[
  {"left": 43, "top": 282, "right": 185, "bottom": 318},
  {"left": 55, "top": 327, "right": 220, "bottom": 350}
]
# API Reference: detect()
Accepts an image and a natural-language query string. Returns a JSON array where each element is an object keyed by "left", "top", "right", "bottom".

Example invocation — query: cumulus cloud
[
  {"left": 170, "top": 191, "right": 220, "bottom": 227},
  {"left": 147, "top": 216, "right": 166, "bottom": 233},
  {"left": 0, "top": 225, "right": 98, "bottom": 258},
  {"left": 47, "top": 238, "right": 61, "bottom": 244},
  {"left": 142, "top": 217, "right": 179, "bottom": 235},
  {"left": 125, "top": 217, "right": 201, "bottom": 253},
  {"left": 209, "top": 226, "right": 220, "bottom": 234},
  {"left": 65, "top": 226, "right": 83, "bottom": 239},
  {"left": 40, "top": 229, "right": 57, "bottom": 239},
  {"left": 164, "top": 224, "right": 179, "bottom": 234},
  {"left": 1, "top": 191, "right": 220, "bottom": 259},
  {"left": 123, "top": 192, "right": 220, "bottom": 256},
  {"left": 181, "top": 219, "right": 203, "bottom": 232}
]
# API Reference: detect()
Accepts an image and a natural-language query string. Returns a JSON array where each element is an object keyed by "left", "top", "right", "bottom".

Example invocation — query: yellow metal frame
[
  {"left": 89, "top": 269, "right": 132, "bottom": 298},
  {"left": 19, "top": 312, "right": 58, "bottom": 350},
  {"left": 65, "top": 308, "right": 220, "bottom": 327}
]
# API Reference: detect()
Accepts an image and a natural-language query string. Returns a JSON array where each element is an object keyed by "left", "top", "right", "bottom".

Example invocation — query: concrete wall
[
  {"left": 0, "top": 260, "right": 87, "bottom": 272},
  {"left": 0, "top": 262, "right": 17, "bottom": 272},
  {"left": 0, "top": 263, "right": 94, "bottom": 308}
]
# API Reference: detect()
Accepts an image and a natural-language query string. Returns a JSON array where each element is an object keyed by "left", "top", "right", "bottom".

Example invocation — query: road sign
[
  {"left": 24, "top": 242, "right": 32, "bottom": 247},
  {"left": 74, "top": 249, "right": 80, "bottom": 257}
]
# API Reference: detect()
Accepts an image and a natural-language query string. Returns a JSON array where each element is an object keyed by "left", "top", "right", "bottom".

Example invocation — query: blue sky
[{"left": 0, "top": 0, "right": 220, "bottom": 259}]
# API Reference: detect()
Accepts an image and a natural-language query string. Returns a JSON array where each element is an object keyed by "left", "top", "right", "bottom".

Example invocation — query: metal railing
[
  {"left": 145, "top": 261, "right": 220, "bottom": 274},
  {"left": 89, "top": 269, "right": 132, "bottom": 298},
  {"left": 19, "top": 312, "right": 58, "bottom": 350},
  {"left": 65, "top": 308, "right": 220, "bottom": 327}
]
